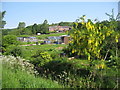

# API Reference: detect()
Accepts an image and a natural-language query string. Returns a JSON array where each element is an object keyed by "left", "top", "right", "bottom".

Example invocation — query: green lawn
[
  {"left": 0, "top": 59, "right": 2, "bottom": 89},
  {"left": 22, "top": 44, "right": 67, "bottom": 60},
  {"left": 2, "top": 67, "right": 64, "bottom": 88}
]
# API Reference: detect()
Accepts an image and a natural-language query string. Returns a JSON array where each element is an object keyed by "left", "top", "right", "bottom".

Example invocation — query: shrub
[
  {"left": 2, "top": 35, "right": 19, "bottom": 48},
  {"left": 31, "top": 50, "right": 52, "bottom": 67},
  {"left": 66, "top": 15, "right": 120, "bottom": 61},
  {"left": 4, "top": 45, "right": 23, "bottom": 57}
]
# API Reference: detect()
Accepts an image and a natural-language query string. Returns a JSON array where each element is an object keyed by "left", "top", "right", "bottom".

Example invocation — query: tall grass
[
  {"left": 2, "top": 55, "right": 64, "bottom": 88},
  {"left": 2, "top": 66, "right": 63, "bottom": 88},
  {"left": 0, "top": 56, "right": 2, "bottom": 89}
]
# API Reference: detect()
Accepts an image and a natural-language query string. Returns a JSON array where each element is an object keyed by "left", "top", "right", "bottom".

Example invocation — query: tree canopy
[
  {"left": 18, "top": 22, "right": 26, "bottom": 29},
  {"left": 0, "top": 11, "right": 6, "bottom": 28}
]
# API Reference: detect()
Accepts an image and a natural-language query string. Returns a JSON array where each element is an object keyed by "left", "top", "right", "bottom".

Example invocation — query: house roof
[
  {"left": 60, "top": 35, "right": 70, "bottom": 37},
  {"left": 48, "top": 36, "right": 61, "bottom": 40},
  {"left": 49, "top": 26, "right": 70, "bottom": 29}
]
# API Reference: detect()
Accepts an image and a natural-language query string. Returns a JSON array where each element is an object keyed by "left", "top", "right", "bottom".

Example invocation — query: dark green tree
[
  {"left": 0, "top": 11, "right": 6, "bottom": 28},
  {"left": 36, "top": 24, "right": 42, "bottom": 33},
  {"left": 58, "top": 22, "right": 73, "bottom": 26},
  {"left": 2, "top": 35, "right": 19, "bottom": 48},
  {"left": 40, "top": 20, "right": 49, "bottom": 34},
  {"left": 106, "top": 9, "right": 120, "bottom": 31},
  {"left": 32, "top": 23, "right": 38, "bottom": 34},
  {"left": 17, "top": 22, "right": 26, "bottom": 29},
  {"left": 5, "top": 45, "right": 23, "bottom": 57}
]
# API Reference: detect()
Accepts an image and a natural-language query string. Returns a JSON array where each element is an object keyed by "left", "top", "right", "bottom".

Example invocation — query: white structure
[{"left": 37, "top": 33, "right": 41, "bottom": 35}]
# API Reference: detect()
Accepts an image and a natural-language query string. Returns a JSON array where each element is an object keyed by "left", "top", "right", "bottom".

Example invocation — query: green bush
[
  {"left": 2, "top": 35, "right": 19, "bottom": 48},
  {"left": 36, "top": 57, "right": 118, "bottom": 88},
  {"left": 31, "top": 50, "right": 52, "bottom": 67},
  {"left": 36, "top": 58, "right": 91, "bottom": 87},
  {"left": 4, "top": 45, "right": 23, "bottom": 57}
]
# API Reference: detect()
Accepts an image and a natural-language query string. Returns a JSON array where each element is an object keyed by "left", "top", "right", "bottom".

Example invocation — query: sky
[{"left": 2, "top": 2, "right": 119, "bottom": 29}]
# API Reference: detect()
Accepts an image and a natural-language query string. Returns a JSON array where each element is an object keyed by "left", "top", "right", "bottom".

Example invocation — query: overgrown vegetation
[
  {"left": 2, "top": 55, "right": 64, "bottom": 88},
  {"left": 1, "top": 9, "right": 120, "bottom": 89}
]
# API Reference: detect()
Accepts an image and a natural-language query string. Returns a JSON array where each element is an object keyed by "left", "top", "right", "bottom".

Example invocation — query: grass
[
  {"left": 2, "top": 65, "right": 64, "bottom": 88},
  {"left": 0, "top": 58, "right": 2, "bottom": 89},
  {"left": 21, "top": 44, "right": 67, "bottom": 60},
  {"left": 19, "top": 41, "right": 36, "bottom": 45},
  {"left": 2, "top": 56, "right": 64, "bottom": 88}
]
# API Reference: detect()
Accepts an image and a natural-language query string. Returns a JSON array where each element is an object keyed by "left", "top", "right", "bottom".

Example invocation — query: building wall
[{"left": 64, "top": 36, "right": 69, "bottom": 44}]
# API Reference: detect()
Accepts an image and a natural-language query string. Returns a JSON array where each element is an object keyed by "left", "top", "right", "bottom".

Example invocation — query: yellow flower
[
  {"left": 88, "top": 39, "right": 92, "bottom": 44},
  {"left": 99, "top": 26, "right": 101, "bottom": 30},
  {"left": 115, "top": 36, "right": 118, "bottom": 43},
  {"left": 100, "top": 63, "right": 105, "bottom": 69},
  {"left": 88, "top": 55, "right": 90, "bottom": 60},
  {"left": 72, "top": 49, "right": 75, "bottom": 53},
  {"left": 95, "top": 41, "right": 98, "bottom": 46}
]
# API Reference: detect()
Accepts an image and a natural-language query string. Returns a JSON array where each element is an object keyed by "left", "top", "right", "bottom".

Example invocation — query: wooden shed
[{"left": 61, "top": 35, "right": 70, "bottom": 44}]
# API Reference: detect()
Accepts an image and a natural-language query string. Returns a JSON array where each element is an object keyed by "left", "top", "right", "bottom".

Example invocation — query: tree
[
  {"left": 32, "top": 23, "right": 38, "bottom": 34},
  {"left": 2, "top": 35, "right": 19, "bottom": 48},
  {"left": 105, "top": 9, "right": 120, "bottom": 21},
  {"left": 105, "top": 9, "right": 120, "bottom": 31},
  {"left": 0, "top": 11, "right": 6, "bottom": 28},
  {"left": 5, "top": 45, "right": 23, "bottom": 57},
  {"left": 43, "top": 19, "right": 48, "bottom": 24},
  {"left": 40, "top": 20, "right": 49, "bottom": 34},
  {"left": 36, "top": 24, "right": 42, "bottom": 33},
  {"left": 67, "top": 15, "right": 120, "bottom": 62},
  {"left": 0, "top": 11, "right": 6, "bottom": 53},
  {"left": 17, "top": 22, "right": 26, "bottom": 29},
  {"left": 58, "top": 22, "right": 73, "bottom": 26}
]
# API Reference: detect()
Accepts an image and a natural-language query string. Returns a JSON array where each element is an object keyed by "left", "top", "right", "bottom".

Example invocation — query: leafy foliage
[
  {"left": 2, "top": 35, "right": 19, "bottom": 48},
  {"left": 0, "top": 11, "right": 6, "bottom": 28},
  {"left": 2, "top": 55, "right": 63, "bottom": 88},
  {"left": 4, "top": 45, "right": 23, "bottom": 57},
  {"left": 31, "top": 50, "right": 53, "bottom": 67},
  {"left": 39, "top": 20, "right": 49, "bottom": 34},
  {"left": 17, "top": 22, "right": 26, "bottom": 29},
  {"left": 67, "top": 15, "right": 120, "bottom": 62},
  {"left": 58, "top": 22, "right": 73, "bottom": 26}
]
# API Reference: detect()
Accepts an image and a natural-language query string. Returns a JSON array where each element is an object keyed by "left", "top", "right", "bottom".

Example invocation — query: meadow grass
[
  {"left": 2, "top": 57, "right": 64, "bottom": 88},
  {"left": 0, "top": 58, "right": 2, "bottom": 89},
  {"left": 22, "top": 44, "right": 67, "bottom": 60}
]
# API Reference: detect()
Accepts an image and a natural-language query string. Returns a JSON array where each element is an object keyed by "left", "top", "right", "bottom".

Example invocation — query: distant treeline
[{"left": 2, "top": 20, "right": 74, "bottom": 36}]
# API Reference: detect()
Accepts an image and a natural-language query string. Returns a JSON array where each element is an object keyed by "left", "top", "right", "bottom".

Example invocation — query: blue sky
[{"left": 2, "top": 2, "right": 118, "bottom": 29}]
